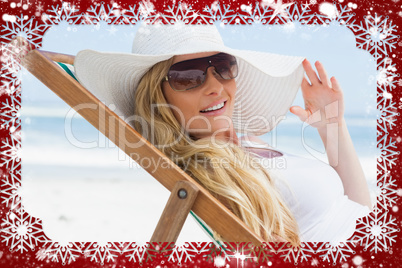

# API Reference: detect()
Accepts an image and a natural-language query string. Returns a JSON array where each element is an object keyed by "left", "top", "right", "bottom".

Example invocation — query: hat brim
[{"left": 74, "top": 47, "right": 304, "bottom": 135}]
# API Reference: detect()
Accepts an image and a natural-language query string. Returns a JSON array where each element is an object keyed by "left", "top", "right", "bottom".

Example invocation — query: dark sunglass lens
[
  {"left": 168, "top": 58, "right": 209, "bottom": 90},
  {"left": 215, "top": 62, "right": 238, "bottom": 79},
  {"left": 212, "top": 53, "right": 238, "bottom": 79},
  {"left": 167, "top": 53, "right": 238, "bottom": 91},
  {"left": 169, "top": 69, "right": 205, "bottom": 91}
]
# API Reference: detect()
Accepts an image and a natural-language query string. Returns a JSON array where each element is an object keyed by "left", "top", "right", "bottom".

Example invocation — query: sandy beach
[{"left": 19, "top": 111, "right": 377, "bottom": 245}]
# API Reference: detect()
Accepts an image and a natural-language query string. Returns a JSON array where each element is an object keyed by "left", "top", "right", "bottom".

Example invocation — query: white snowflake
[
  {"left": 36, "top": 2, "right": 44, "bottom": 14},
  {"left": 120, "top": 3, "right": 157, "bottom": 24},
  {"left": 215, "top": 242, "right": 273, "bottom": 265},
  {"left": 83, "top": 242, "right": 122, "bottom": 264},
  {"left": 203, "top": 2, "right": 237, "bottom": 24},
  {"left": 83, "top": 4, "right": 122, "bottom": 24},
  {"left": 332, "top": 3, "right": 356, "bottom": 24},
  {"left": 1, "top": 53, "right": 21, "bottom": 92},
  {"left": 316, "top": 242, "right": 356, "bottom": 264},
  {"left": 236, "top": 3, "right": 271, "bottom": 24},
  {"left": 167, "top": 243, "right": 200, "bottom": 264},
  {"left": 42, "top": 3, "right": 81, "bottom": 25},
  {"left": 1, "top": 35, "right": 33, "bottom": 95},
  {"left": 286, "top": 3, "right": 340, "bottom": 25},
  {"left": 285, "top": 3, "right": 316, "bottom": 24},
  {"left": 0, "top": 167, "right": 21, "bottom": 210},
  {"left": 0, "top": 41, "right": 24, "bottom": 129},
  {"left": 1, "top": 208, "right": 47, "bottom": 253},
  {"left": 278, "top": 242, "right": 316, "bottom": 264},
  {"left": 0, "top": 134, "right": 21, "bottom": 169},
  {"left": 237, "top": 3, "right": 314, "bottom": 26},
  {"left": 376, "top": 174, "right": 398, "bottom": 210},
  {"left": 377, "top": 58, "right": 398, "bottom": 89},
  {"left": 0, "top": 95, "right": 21, "bottom": 130},
  {"left": 376, "top": 59, "right": 397, "bottom": 127},
  {"left": 377, "top": 134, "right": 398, "bottom": 170},
  {"left": 122, "top": 242, "right": 157, "bottom": 264},
  {"left": 351, "top": 14, "right": 398, "bottom": 61},
  {"left": 44, "top": 242, "right": 83, "bottom": 265},
  {"left": 202, "top": 2, "right": 326, "bottom": 26},
  {"left": 377, "top": 95, "right": 398, "bottom": 132},
  {"left": 351, "top": 207, "right": 398, "bottom": 253},
  {"left": 160, "top": 3, "right": 201, "bottom": 24},
  {"left": 1, "top": 15, "right": 48, "bottom": 45},
  {"left": 248, "top": 242, "right": 275, "bottom": 264},
  {"left": 203, "top": 242, "right": 232, "bottom": 263}
]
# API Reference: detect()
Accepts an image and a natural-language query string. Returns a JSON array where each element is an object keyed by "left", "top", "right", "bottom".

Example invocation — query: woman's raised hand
[
  {"left": 290, "top": 59, "right": 372, "bottom": 208},
  {"left": 290, "top": 59, "right": 345, "bottom": 130}
]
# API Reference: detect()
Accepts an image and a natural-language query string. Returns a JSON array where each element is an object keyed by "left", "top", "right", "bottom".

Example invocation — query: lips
[{"left": 200, "top": 101, "right": 226, "bottom": 113}]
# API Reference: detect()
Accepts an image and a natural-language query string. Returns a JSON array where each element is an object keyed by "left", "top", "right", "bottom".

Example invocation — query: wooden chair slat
[{"left": 21, "top": 49, "right": 264, "bottom": 244}]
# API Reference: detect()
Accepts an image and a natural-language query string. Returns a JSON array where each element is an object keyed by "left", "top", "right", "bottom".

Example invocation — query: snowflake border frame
[{"left": 0, "top": 1, "right": 400, "bottom": 266}]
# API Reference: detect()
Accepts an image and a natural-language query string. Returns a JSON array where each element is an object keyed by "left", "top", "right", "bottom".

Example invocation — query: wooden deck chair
[{"left": 14, "top": 38, "right": 264, "bottom": 245}]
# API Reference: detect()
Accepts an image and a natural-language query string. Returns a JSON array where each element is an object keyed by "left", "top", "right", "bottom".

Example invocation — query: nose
[{"left": 202, "top": 67, "right": 224, "bottom": 96}]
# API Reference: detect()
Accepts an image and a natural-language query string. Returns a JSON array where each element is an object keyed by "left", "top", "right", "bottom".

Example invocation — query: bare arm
[{"left": 290, "top": 60, "right": 372, "bottom": 209}]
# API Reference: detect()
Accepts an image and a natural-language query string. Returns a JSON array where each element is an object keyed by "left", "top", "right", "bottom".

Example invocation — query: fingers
[
  {"left": 302, "top": 59, "right": 320, "bottom": 85},
  {"left": 301, "top": 76, "right": 310, "bottom": 89},
  {"left": 303, "top": 59, "right": 342, "bottom": 92},
  {"left": 331, "top": 76, "right": 342, "bottom": 92},
  {"left": 315, "top": 61, "right": 331, "bottom": 88},
  {"left": 290, "top": 106, "right": 309, "bottom": 122}
]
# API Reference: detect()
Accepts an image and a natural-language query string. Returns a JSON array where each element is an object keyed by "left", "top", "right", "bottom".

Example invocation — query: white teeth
[{"left": 201, "top": 102, "right": 225, "bottom": 112}]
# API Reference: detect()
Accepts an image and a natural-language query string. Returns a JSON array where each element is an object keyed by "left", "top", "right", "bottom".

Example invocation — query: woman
[{"left": 74, "top": 24, "right": 371, "bottom": 246}]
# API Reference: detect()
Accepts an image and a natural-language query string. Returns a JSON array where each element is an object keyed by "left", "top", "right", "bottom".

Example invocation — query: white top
[{"left": 241, "top": 140, "right": 370, "bottom": 245}]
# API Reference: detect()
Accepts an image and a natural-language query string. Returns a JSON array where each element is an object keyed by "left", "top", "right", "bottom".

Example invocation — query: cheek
[
  {"left": 224, "top": 79, "right": 236, "bottom": 95},
  {"left": 227, "top": 81, "right": 237, "bottom": 106},
  {"left": 162, "top": 87, "right": 196, "bottom": 125},
  {"left": 162, "top": 85, "right": 181, "bottom": 112},
  {"left": 230, "top": 80, "right": 237, "bottom": 94},
  {"left": 162, "top": 86, "right": 181, "bottom": 122}
]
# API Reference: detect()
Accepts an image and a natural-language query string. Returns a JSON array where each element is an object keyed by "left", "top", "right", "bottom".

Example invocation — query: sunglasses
[{"left": 164, "top": 52, "right": 238, "bottom": 91}]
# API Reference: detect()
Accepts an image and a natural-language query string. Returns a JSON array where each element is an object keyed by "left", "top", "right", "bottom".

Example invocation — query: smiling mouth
[{"left": 200, "top": 101, "right": 226, "bottom": 113}]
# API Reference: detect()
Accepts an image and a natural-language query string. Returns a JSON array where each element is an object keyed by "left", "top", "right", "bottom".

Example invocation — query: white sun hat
[{"left": 74, "top": 23, "right": 305, "bottom": 135}]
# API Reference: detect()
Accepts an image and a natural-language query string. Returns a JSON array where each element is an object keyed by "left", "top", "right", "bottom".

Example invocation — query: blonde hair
[{"left": 133, "top": 58, "right": 300, "bottom": 246}]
